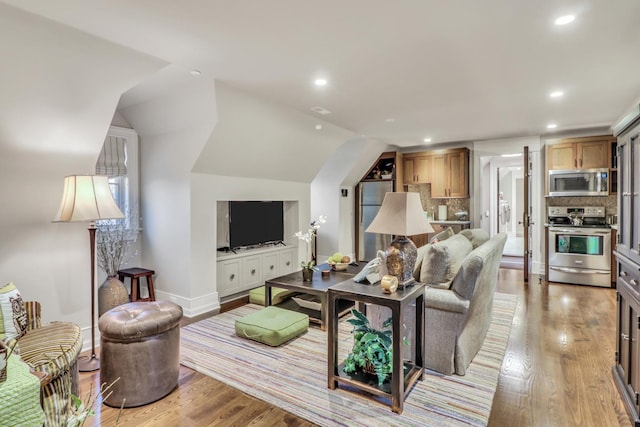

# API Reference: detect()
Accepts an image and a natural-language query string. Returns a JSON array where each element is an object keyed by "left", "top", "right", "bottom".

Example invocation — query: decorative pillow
[
  {"left": 0, "top": 282, "right": 28, "bottom": 341},
  {"left": 413, "top": 243, "right": 430, "bottom": 281},
  {"left": 459, "top": 228, "right": 490, "bottom": 249},
  {"left": 429, "top": 227, "right": 455, "bottom": 244},
  {"left": 420, "top": 234, "right": 473, "bottom": 287}
]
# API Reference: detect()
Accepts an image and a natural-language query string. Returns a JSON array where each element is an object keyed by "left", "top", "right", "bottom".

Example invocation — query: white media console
[{"left": 216, "top": 245, "right": 298, "bottom": 299}]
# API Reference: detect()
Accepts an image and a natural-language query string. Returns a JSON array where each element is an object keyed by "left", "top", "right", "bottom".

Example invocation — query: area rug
[{"left": 180, "top": 292, "right": 517, "bottom": 427}]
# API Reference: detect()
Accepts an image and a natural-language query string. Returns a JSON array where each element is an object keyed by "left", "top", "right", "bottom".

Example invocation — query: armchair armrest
[
  {"left": 424, "top": 287, "right": 470, "bottom": 314},
  {"left": 24, "top": 301, "right": 41, "bottom": 330}
]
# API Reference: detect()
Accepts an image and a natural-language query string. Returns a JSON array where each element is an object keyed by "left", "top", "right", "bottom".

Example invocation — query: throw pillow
[
  {"left": 459, "top": 228, "right": 490, "bottom": 249},
  {"left": 429, "top": 227, "right": 455, "bottom": 244},
  {"left": 420, "top": 234, "right": 473, "bottom": 287},
  {"left": 0, "top": 282, "right": 28, "bottom": 341}
]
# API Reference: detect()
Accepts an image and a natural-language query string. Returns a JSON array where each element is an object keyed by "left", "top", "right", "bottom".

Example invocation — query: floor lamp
[{"left": 54, "top": 175, "right": 124, "bottom": 372}]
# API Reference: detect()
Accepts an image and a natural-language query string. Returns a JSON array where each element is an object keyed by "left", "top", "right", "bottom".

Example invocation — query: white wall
[
  {"left": 191, "top": 174, "right": 309, "bottom": 312},
  {"left": 310, "top": 137, "right": 392, "bottom": 261},
  {"left": 0, "top": 4, "right": 165, "bottom": 349},
  {"left": 117, "top": 80, "right": 358, "bottom": 315},
  {"left": 118, "top": 72, "right": 217, "bottom": 316}
]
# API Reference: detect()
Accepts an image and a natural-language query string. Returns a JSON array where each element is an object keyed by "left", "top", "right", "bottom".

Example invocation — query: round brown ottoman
[{"left": 99, "top": 300, "right": 183, "bottom": 407}]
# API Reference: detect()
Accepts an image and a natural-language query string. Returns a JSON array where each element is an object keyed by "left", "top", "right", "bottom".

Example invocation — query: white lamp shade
[
  {"left": 53, "top": 175, "right": 125, "bottom": 222},
  {"left": 365, "top": 192, "right": 434, "bottom": 236}
]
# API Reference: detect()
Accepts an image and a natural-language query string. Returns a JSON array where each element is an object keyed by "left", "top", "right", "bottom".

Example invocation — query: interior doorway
[
  {"left": 493, "top": 162, "right": 525, "bottom": 269},
  {"left": 497, "top": 165, "right": 524, "bottom": 256}
]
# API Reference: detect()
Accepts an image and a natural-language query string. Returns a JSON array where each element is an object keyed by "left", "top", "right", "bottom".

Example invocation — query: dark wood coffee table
[{"left": 264, "top": 263, "right": 363, "bottom": 330}]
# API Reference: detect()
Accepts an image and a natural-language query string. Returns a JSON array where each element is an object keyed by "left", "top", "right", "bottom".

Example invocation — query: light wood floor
[{"left": 80, "top": 269, "right": 632, "bottom": 426}]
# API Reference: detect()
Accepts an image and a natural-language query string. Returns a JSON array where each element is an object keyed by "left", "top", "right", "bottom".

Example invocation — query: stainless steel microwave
[{"left": 548, "top": 168, "right": 609, "bottom": 197}]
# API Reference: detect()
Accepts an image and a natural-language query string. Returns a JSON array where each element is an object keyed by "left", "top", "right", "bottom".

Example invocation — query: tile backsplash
[{"left": 407, "top": 183, "right": 470, "bottom": 221}]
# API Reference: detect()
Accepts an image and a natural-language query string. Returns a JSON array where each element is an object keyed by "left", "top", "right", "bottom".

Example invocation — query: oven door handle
[
  {"left": 549, "top": 228, "right": 610, "bottom": 235},
  {"left": 549, "top": 266, "right": 610, "bottom": 274}
]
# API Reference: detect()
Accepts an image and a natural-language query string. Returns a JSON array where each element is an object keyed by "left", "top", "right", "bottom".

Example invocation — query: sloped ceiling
[{"left": 3, "top": 0, "right": 640, "bottom": 148}]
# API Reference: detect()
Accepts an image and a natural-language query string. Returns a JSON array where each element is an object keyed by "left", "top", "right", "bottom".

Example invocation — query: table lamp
[
  {"left": 53, "top": 175, "right": 124, "bottom": 372},
  {"left": 365, "top": 192, "right": 433, "bottom": 289}
]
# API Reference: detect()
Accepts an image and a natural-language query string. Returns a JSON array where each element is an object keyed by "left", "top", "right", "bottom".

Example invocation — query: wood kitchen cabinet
[
  {"left": 403, "top": 155, "right": 432, "bottom": 184},
  {"left": 546, "top": 136, "right": 612, "bottom": 171},
  {"left": 616, "top": 120, "right": 640, "bottom": 265},
  {"left": 614, "top": 254, "right": 640, "bottom": 426},
  {"left": 431, "top": 148, "right": 469, "bottom": 198},
  {"left": 613, "top": 107, "right": 640, "bottom": 426}
]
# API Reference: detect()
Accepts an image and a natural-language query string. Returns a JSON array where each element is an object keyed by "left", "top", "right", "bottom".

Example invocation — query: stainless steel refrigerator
[{"left": 358, "top": 181, "right": 393, "bottom": 261}]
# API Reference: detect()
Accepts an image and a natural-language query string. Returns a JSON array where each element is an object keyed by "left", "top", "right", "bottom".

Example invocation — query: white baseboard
[{"left": 154, "top": 289, "right": 221, "bottom": 318}]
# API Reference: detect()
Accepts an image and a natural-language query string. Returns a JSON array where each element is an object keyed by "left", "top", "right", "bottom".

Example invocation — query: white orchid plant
[{"left": 294, "top": 215, "right": 327, "bottom": 271}]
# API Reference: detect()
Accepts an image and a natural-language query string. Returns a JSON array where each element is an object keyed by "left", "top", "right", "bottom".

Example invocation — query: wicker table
[{"left": 327, "top": 281, "right": 425, "bottom": 414}]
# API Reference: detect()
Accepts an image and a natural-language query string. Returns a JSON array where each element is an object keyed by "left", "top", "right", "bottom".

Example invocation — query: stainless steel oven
[{"left": 547, "top": 206, "right": 611, "bottom": 287}]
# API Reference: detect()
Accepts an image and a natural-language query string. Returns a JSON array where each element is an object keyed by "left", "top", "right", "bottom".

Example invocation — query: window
[{"left": 95, "top": 126, "right": 140, "bottom": 234}]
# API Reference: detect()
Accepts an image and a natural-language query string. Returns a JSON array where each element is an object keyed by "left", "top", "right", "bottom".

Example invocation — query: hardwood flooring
[{"left": 79, "top": 269, "right": 631, "bottom": 426}]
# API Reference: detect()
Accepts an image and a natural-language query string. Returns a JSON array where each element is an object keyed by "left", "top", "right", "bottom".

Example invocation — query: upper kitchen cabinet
[
  {"left": 402, "top": 154, "right": 432, "bottom": 185},
  {"left": 546, "top": 136, "right": 612, "bottom": 171},
  {"left": 431, "top": 148, "right": 469, "bottom": 198}
]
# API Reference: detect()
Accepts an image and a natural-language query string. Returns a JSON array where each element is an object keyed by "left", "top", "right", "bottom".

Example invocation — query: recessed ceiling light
[
  {"left": 550, "top": 91, "right": 564, "bottom": 98},
  {"left": 315, "top": 124, "right": 322, "bottom": 130},
  {"left": 190, "top": 69, "right": 201, "bottom": 76},
  {"left": 311, "top": 106, "right": 332, "bottom": 115},
  {"left": 423, "top": 138, "right": 432, "bottom": 143},
  {"left": 385, "top": 118, "right": 396, "bottom": 123},
  {"left": 555, "top": 15, "right": 575, "bottom": 25},
  {"left": 314, "top": 78, "right": 328, "bottom": 87},
  {"left": 547, "top": 123, "right": 558, "bottom": 129}
]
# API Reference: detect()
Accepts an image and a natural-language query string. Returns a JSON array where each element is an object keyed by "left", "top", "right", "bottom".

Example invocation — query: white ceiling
[{"left": 5, "top": 0, "right": 640, "bottom": 147}]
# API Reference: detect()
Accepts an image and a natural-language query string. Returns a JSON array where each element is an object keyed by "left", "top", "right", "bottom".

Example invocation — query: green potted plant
[{"left": 343, "top": 308, "right": 393, "bottom": 386}]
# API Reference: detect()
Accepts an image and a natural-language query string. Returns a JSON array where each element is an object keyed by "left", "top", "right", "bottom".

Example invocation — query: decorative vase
[
  {"left": 302, "top": 268, "right": 313, "bottom": 282},
  {"left": 98, "top": 276, "right": 129, "bottom": 316}
]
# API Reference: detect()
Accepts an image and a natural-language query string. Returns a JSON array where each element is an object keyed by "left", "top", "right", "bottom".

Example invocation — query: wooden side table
[
  {"left": 118, "top": 267, "right": 156, "bottom": 302},
  {"left": 327, "top": 281, "right": 425, "bottom": 414}
]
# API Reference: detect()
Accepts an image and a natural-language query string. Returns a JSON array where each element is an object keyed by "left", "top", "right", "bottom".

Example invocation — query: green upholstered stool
[
  {"left": 235, "top": 306, "right": 308, "bottom": 346},
  {"left": 249, "top": 286, "right": 295, "bottom": 306}
]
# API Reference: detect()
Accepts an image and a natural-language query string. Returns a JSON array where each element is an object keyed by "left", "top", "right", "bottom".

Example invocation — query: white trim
[{"left": 154, "top": 289, "right": 221, "bottom": 318}]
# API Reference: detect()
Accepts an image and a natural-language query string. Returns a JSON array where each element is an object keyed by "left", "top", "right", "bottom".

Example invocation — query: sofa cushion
[
  {"left": 420, "top": 234, "right": 473, "bottom": 287},
  {"left": 0, "top": 282, "right": 28, "bottom": 341},
  {"left": 429, "top": 226, "right": 455, "bottom": 244},
  {"left": 459, "top": 228, "right": 490, "bottom": 249}
]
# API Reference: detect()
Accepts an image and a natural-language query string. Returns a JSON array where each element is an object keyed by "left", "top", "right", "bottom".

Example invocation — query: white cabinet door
[
  {"left": 217, "top": 259, "right": 241, "bottom": 297},
  {"left": 242, "top": 255, "right": 263, "bottom": 289},
  {"left": 279, "top": 248, "right": 296, "bottom": 275},
  {"left": 262, "top": 253, "right": 279, "bottom": 281}
]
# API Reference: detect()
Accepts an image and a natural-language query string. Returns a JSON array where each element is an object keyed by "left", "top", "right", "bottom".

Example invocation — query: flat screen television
[{"left": 229, "top": 201, "right": 284, "bottom": 249}]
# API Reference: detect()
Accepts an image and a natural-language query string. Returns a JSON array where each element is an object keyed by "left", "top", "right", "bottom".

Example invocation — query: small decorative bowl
[{"left": 327, "top": 262, "right": 348, "bottom": 271}]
